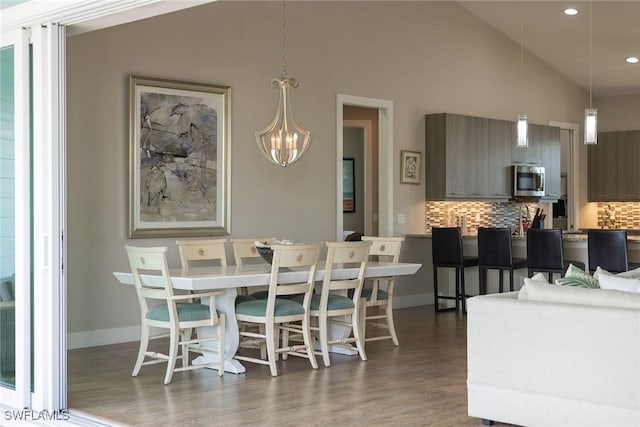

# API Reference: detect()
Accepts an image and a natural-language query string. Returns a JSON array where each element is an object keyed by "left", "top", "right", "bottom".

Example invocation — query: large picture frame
[
  {"left": 128, "top": 75, "right": 231, "bottom": 238},
  {"left": 343, "top": 158, "right": 355, "bottom": 213},
  {"left": 400, "top": 150, "right": 421, "bottom": 185}
]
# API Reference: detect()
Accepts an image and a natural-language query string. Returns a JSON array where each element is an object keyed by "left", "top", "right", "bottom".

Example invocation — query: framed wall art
[
  {"left": 128, "top": 75, "right": 231, "bottom": 238},
  {"left": 400, "top": 150, "right": 421, "bottom": 185},
  {"left": 343, "top": 158, "right": 355, "bottom": 213}
]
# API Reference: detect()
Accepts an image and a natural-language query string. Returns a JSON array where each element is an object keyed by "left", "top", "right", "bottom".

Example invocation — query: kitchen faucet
[{"left": 518, "top": 203, "right": 531, "bottom": 237}]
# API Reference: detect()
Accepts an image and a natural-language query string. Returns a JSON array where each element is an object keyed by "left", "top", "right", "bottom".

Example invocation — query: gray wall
[{"left": 66, "top": 1, "right": 594, "bottom": 346}]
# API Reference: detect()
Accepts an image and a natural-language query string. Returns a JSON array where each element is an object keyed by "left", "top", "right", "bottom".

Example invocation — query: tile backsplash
[
  {"left": 596, "top": 202, "right": 640, "bottom": 229},
  {"left": 425, "top": 201, "right": 542, "bottom": 234}
]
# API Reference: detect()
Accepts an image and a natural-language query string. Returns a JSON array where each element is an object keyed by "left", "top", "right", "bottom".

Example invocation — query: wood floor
[{"left": 67, "top": 306, "right": 501, "bottom": 427}]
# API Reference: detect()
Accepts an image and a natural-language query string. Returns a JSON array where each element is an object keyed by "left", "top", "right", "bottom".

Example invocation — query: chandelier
[{"left": 255, "top": 0, "right": 311, "bottom": 167}]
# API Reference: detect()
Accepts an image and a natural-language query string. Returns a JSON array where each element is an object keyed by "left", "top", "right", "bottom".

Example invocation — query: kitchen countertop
[{"left": 407, "top": 231, "right": 640, "bottom": 242}]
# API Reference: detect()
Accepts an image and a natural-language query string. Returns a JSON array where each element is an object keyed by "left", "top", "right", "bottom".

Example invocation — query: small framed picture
[
  {"left": 342, "top": 158, "right": 355, "bottom": 213},
  {"left": 400, "top": 150, "right": 421, "bottom": 184}
]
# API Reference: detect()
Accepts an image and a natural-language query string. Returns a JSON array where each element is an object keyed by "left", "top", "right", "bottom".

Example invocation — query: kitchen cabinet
[
  {"left": 617, "top": 131, "right": 640, "bottom": 200},
  {"left": 588, "top": 130, "right": 640, "bottom": 201},
  {"left": 539, "top": 124, "right": 561, "bottom": 200},
  {"left": 425, "top": 113, "right": 561, "bottom": 201},
  {"left": 512, "top": 122, "right": 541, "bottom": 166},
  {"left": 487, "top": 119, "right": 514, "bottom": 199},
  {"left": 425, "top": 113, "right": 494, "bottom": 200}
]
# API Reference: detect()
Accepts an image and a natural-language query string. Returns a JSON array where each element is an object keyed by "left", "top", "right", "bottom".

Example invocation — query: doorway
[
  {"left": 336, "top": 94, "right": 393, "bottom": 240},
  {"left": 549, "top": 121, "right": 579, "bottom": 232}
]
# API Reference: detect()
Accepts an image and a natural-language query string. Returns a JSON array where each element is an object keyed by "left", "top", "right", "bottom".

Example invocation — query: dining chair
[
  {"left": 296, "top": 240, "right": 372, "bottom": 367},
  {"left": 231, "top": 237, "right": 276, "bottom": 300},
  {"left": 124, "top": 245, "right": 225, "bottom": 384},
  {"left": 234, "top": 243, "right": 321, "bottom": 376},
  {"left": 360, "top": 235, "right": 404, "bottom": 346}
]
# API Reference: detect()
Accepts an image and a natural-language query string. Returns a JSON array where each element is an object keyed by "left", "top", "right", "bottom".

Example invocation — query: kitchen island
[{"left": 406, "top": 231, "right": 640, "bottom": 308}]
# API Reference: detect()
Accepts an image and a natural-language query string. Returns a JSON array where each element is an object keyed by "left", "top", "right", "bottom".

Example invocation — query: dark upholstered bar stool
[
  {"left": 432, "top": 227, "right": 479, "bottom": 313},
  {"left": 526, "top": 228, "right": 586, "bottom": 282},
  {"left": 477, "top": 227, "right": 528, "bottom": 294},
  {"left": 587, "top": 229, "right": 640, "bottom": 273}
]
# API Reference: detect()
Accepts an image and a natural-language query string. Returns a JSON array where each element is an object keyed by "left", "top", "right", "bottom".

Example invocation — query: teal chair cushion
[
  {"left": 146, "top": 303, "right": 211, "bottom": 322},
  {"left": 349, "top": 288, "right": 388, "bottom": 301},
  {"left": 293, "top": 294, "right": 355, "bottom": 311},
  {"left": 235, "top": 294, "right": 256, "bottom": 305},
  {"left": 235, "top": 298, "right": 305, "bottom": 317}
]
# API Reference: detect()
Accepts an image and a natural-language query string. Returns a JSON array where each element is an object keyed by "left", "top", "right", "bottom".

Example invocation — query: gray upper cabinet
[
  {"left": 426, "top": 113, "right": 493, "bottom": 200},
  {"left": 590, "top": 130, "right": 640, "bottom": 201},
  {"left": 487, "top": 119, "right": 514, "bottom": 199},
  {"left": 426, "top": 113, "right": 561, "bottom": 201},
  {"left": 539, "top": 124, "right": 561, "bottom": 200},
  {"left": 512, "top": 123, "right": 541, "bottom": 166},
  {"left": 617, "top": 131, "right": 640, "bottom": 201}
]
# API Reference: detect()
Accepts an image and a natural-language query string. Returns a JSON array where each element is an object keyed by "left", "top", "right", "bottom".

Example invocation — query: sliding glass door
[{"left": 0, "top": 29, "right": 32, "bottom": 409}]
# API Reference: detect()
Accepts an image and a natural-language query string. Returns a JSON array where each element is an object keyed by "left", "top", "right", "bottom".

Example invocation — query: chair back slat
[
  {"left": 232, "top": 237, "right": 276, "bottom": 266},
  {"left": 176, "top": 239, "right": 228, "bottom": 269},
  {"left": 361, "top": 236, "right": 403, "bottom": 263}
]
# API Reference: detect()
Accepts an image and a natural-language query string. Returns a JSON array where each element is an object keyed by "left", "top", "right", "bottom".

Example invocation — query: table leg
[{"left": 192, "top": 288, "right": 247, "bottom": 374}]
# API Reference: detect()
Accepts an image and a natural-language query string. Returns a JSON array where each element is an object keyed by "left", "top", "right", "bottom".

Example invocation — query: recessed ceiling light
[
  {"left": 626, "top": 57, "right": 639, "bottom": 64},
  {"left": 564, "top": 8, "right": 578, "bottom": 16}
]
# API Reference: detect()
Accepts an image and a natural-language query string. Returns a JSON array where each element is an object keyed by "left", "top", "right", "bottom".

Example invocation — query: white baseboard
[
  {"left": 68, "top": 294, "right": 434, "bottom": 350},
  {"left": 67, "top": 326, "right": 140, "bottom": 350}
]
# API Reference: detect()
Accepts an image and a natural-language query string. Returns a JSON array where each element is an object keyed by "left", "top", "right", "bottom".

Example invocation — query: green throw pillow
[{"left": 556, "top": 263, "right": 600, "bottom": 289}]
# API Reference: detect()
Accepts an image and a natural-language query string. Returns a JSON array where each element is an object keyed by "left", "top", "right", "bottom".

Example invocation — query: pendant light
[
  {"left": 584, "top": 0, "right": 598, "bottom": 145},
  {"left": 516, "top": 20, "right": 528, "bottom": 148},
  {"left": 255, "top": 0, "right": 311, "bottom": 167}
]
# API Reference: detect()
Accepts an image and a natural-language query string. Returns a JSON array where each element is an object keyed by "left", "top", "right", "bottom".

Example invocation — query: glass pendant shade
[
  {"left": 255, "top": 77, "right": 311, "bottom": 167},
  {"left": 516, "top": 113, "right": 528, "bottom": 148},
  {"left": 584, "top": 108, "right": 598, "bottom": 145}
]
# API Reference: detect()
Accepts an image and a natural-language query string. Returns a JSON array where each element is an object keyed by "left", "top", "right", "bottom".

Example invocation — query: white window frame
[{"left": 0, "top": 27, "right": 32, "bottom": 411}]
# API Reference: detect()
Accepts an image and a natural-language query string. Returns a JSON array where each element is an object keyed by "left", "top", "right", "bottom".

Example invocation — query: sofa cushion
[
  {"left": 518, "top": 280, "right": 640, "bottom": 310},
  {"left": 598, "top": 275, "right": 640, "bottom": 293},
  {"left": 594, "top": 266, "right": 640, "bottom": 280},
  {"left": 555, "top": 263, "right": 599, "bottom": 289}
]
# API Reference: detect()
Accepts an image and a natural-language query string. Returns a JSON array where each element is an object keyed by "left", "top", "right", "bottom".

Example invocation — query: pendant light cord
[
  {"left": 281, "top": 0, "right": 288, "bottom": 79},
  {"left": 520, "top": 21, "right": 524, "bottom": 107},
  {"left": 589, "top": 0, "right": 593, "bottom": 108}
]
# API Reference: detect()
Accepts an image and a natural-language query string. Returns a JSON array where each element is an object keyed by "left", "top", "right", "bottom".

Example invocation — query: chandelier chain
[{"left": 281, "top": 0, "right": 288, "bottom": 78}]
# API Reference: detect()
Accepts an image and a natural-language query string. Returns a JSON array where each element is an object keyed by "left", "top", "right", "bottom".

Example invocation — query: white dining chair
[
  {"left": 125, "top": 245, "right": 225, "bottom": 383},
  {"left": 231, "top": 237, "right": 276, "bottom": 299},
  {"left": 234, "top": 243, "right": 321, "bottom": 376},
  {"left": 302, "top": 240, "right": 372, "bottom": 367},
  {"left": 360, "top": 236, "right": 404, "bottom": 346}
]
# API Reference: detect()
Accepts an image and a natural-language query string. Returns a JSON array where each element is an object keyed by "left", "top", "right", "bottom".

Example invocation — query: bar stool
[
  {"left": 432, "top": 227, "right": 479, "bottom": 313},
  {"left": 477, "top": 227, "right": 528, "bottom": 294},
  {"left": 587, "top": 229, "right": 640, "bottom": 274},
  {"left": 526, "top": 228, "right": 586, "bottom": 282}
]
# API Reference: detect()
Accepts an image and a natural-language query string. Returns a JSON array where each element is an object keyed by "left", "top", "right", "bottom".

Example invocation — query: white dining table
[{"left": 113, "top": 261, "right": 421, "bottom": 374}]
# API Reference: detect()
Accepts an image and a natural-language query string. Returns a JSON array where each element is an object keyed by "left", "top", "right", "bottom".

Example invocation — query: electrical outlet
[{"left": 397, "top": 214, "right": 405, "bottom": 224}]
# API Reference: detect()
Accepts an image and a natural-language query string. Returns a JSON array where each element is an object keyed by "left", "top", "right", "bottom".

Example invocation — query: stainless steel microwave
[{"left": 513, "top": 165, "right": 545, "bottom": 197}]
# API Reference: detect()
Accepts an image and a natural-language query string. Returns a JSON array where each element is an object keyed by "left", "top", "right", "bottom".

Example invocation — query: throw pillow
[
  {"left": 598, "top": 274, "right": 640, "bottom": 293},
  {"left": 555, "top": 263, "right": 599, "bottom": 289},
  {"left": 519, "top": 273, "right": 552, "bottom": 300},
  {"left": 593, "top": 266, "right": 640, "bottom": 281}
]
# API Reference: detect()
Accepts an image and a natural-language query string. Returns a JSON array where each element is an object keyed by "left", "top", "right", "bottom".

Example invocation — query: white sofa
[{"left": 467, "top": 283, "right": 640, "bottom": 426}]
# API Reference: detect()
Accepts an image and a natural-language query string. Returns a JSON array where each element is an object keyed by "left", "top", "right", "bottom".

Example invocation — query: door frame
[
  {"left": 548, "top": 121, "right": 580, "bottom": 232},
  {"left": 336, "top": 94, "right": 393, "bottom": 239}
]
